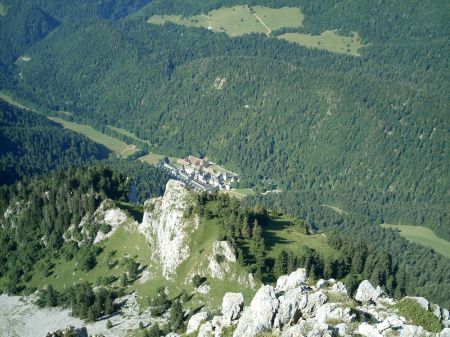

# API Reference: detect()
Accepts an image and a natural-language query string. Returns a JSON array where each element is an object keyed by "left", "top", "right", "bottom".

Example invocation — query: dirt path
[
  {"left": 119, "top": 144, "right": 137, "bottom": 157},
  {"left": 252, "top": 12, "right": 271, "bottom": 35}
]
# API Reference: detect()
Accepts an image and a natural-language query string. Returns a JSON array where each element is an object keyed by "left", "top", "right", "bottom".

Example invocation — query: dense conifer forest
[{"left": 0, "top": 101, "right": 110, "bottom": 184}]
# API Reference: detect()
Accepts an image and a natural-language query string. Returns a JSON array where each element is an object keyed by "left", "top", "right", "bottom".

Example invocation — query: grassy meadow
[
  {"left": 0, "top": 2, "right": 7, "bottom": 16},
  {"left": 48, "top": 117, "right": 139, "bottom": 158},
  {"left": 148, "top": 5, "right": 362, "bottom": 56},
  {"left": 148, "top": 5, "right": 302, "bottom": 37},
  {"left": 381, "top": 224, "right": 450, "bottom": 259},
  {"left": 107, "top": 125, "right": 151, "bottom": 145},
  {"left": 264, "top": 216, "right": 337, "bottom": 259},
  {"left": 278, "top": 31, "right": 362, "bottom": 56}
]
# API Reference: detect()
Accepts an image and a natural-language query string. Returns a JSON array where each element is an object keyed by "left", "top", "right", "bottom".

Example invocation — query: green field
[
  {"left": 148, "top": 6, "right": 362, "bottom": 56},
  {"left": 48, "top": 117, "right": 139, "bottom": 158},
  {"left": 148, "top": 5, "right": 302, "bottom": 37},
  {"left": 138, "top": 152, "right": 180, "bottom": 166},
  {"left": 381, "top": 224, "right": 450, "bottom": 259},
  {"left": 107, "top": 125, "right": 151, "bottom": 145},
  {"left": 278, "top": 31, "right": 362, "bottom": 56},
  {"left": 252, "top": 6, "right": 304, "bottom": 32},
  {"left": 0, "top": 91, "right": 37, "bottom": 112},
  {"left": 0, "top": 2, "right": 7, "bottom": 16},
  {"left": 264, "top": 216, "right": 337, "bottom": 259}
]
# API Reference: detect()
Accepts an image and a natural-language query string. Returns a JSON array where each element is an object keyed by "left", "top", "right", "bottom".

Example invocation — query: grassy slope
[
  {"left": 29, "top": 207, "right": 256, "bottom": 312},
  {"left": 381, "top": 224, "right": 450, "bottom": 259},
  {"left": 278, "top": 31, "right": 362, "bottom": 56},
  {"left": 48, "top": 117, "right": 138, "bottom": 158},
  {"left": 0, "top": 91, "right": 139, "bottom": 158},
  {"left": 264, "top": 215, "right": 337, "bottom": 259},
  {"left": 252, "top": 6, "right": 304, "bottom": 30},
  {"left": 148, "top": 5, "right": 302, "bottom": 37},
  {"left": 147, "top": 5, "right": 360, "bottom": 56},
  {"left": 0, "top": 3, "right": 6, "bottom": 16},
  {"left": 107, "top": 125, "right": 151, "bottom": 145}
]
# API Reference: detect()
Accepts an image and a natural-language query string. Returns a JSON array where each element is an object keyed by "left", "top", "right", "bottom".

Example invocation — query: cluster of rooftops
[{"left": 157, "top": 155, "right": 239, "bottom": 192}]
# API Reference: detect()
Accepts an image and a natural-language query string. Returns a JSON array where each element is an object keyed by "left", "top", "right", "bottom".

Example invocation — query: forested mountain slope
[
  {"left": 0, "top": 0, "right": 59, "bottom": 67},
  {"left": 6, "top": 0, "right": 449, "bottom": 240},
  {"left": 0, "top": 0, "right": 448, "bottom": 307},
  {"left": 0, "top": 100, "right": 110, "bottom": 184}
]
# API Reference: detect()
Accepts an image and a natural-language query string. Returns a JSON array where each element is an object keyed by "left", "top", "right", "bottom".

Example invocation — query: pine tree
[
  {"left": 274, "top": 250, "right": 289, "bottom": 277},
  {"left": 169, "top": 300, "right": 184, "bottom": 332}
]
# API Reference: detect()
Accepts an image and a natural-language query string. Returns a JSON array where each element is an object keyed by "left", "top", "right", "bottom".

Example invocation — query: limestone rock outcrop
[
  {"left": 187, "top": 312, "right": 208, "bottom": 335},
  {"left": 182, "top": 268, "right": 449, "bottom": 337},
  {"left": 139, "top": 180, "right": 198, "bottom": 279},
  {"left": 354, "top": 280, "right": 383, "bottom": 303},
  {"left": 222, "top": 292, "right": 244, "bottom": 326}
]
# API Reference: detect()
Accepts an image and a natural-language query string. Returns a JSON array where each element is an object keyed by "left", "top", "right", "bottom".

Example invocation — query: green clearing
[
  {"left": 263, "top": 216, "right": 337, "bottom": 259},
  {"left": 138, "top": 152, "right": 180, "bottom": 166},
  {"left": 148, "top": 6, "right": 362, "bottom": 56},
  {"left": 107, "top": 125, "right": 151, "bottom": 145},
  {"left": 48, "top": 117, "right": 139, "bottom": 158},
  {"left": 148, "top": 5, "right": 302, "bottom": 37},
  {"left": 28, "top": 224, "right": 151, "bottom": 291},
  {"left": 381, "top": 224, "right": 450, "bottom": 259},
  {"left": 0, "top": 91, "right": 37, "bottom": 112},
  {"left": 0, "top": 2, "right": 7, "bottom": 16},
  {"left": 278, "top": 31, "right": 362, "bottom": 56},
  {"left": 223, "top": 188, "right": 256, "bottom": 200},
  {"left": 252, "top": 6, "right": 303, "bottom": 31}
]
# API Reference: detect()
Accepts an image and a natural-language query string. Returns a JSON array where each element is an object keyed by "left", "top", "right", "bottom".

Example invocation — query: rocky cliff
[
  {"left": 181, "top": 269, "right": 449, "bottom": 337},
  {"left": 139, "top": 179, "right": 199, "bottom": 279}
]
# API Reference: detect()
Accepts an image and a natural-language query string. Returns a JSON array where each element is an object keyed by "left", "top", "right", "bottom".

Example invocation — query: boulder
[
  {"left": 165, "top": 333, "right": 180, "bottom": 337},
  {"left": 405, "top": 297, "right": 429, "bottom": 310},
  {"left": 274, "top": 287, "right": 309, "bottom": 328},
  {"left": 317, "top": 279, "right": 328, "bottom": 289},
  {"left": 186, "top": 311, "right": 208, "bottom": 335},
  {"left": 222, "top": 292, "right": 244, "bottom": 326},
  {"left": 335, "top": 323, "right": 348, "bottom": 336},
  {"left": 196, "top": 283, "right": 211, "bottom": 294},
  {"left": 399, "top": 325, "right": 432, "bottom": 337},
  {"left": 276, "top": 268, "right": 308, "bottom": 292},
  {"left": 315, "top": 303, "right": 355, "bottom": 324},
  {"left": 357, "top": 322, "right": 383, "bottom": 337},
  {"left": 355, "top": 280, "right": 383, "bottom": 303},
  {"left": 302, "top": 291, "right": 328, "bottom": 318},
  {"left": 440, "top": 328, "right": 450, "bottom": 337},
  {"left": 197, "top": 322, "right": 214, "bottom": 337},
  {"left": 330, "top": 282, "right": 348, "bottom": 296},
  {"left": 282, "top": 323, "right": 307, "bottom": 337},
  {"left": 307, "top": 324, "right": 337, "bottom": 337},
  {"left": 431, "top": 303, "right": 441, "bottom": 320},
  {"left": 233, "top": 285, "right": 279, "bottom": 337},
  {"left": 386, "top": 315, "right": 405, "bottom": 329}
]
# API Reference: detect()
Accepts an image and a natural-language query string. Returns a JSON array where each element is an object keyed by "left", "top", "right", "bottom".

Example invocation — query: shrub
[{"left": 395, "top": 298, "right": 443, "bottom": 332}]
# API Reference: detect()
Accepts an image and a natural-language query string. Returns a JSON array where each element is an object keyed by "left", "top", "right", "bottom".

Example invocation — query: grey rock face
[
  {"left": 186, "top": 311, "right": 208, "bottom": 335},
  {"left": 233, "top": 285, "right": 279, "bottom": 337},
  {"left": 314, "top": 303, "right": 355, "bottom": 324},
  {"left": 274, "top": 287, "right": 308, "bottom": 328},
  {"left": 354, "top": 280, "right": 383, "bottom": 303},
  {"left": 276, "top": 268, "right": 308, "bottom": 292},
  {"left": 222, "top": 292, "right": 244, "bottom": 326},
  {"left": 302, "top": 291, "right": 328, "bottom": 318}
]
